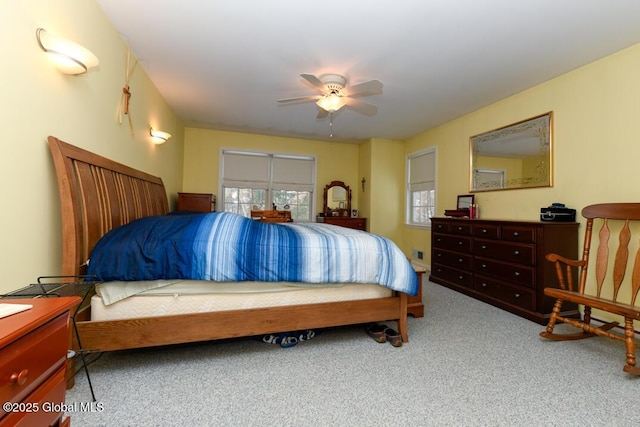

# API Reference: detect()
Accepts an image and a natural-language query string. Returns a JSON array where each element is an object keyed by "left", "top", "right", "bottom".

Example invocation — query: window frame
[
  {"left": 406, "top": 147, "right": 437, "bottom": 228},
  {"left": 220, "top": 149, "right": 316, "bottom": 222}
]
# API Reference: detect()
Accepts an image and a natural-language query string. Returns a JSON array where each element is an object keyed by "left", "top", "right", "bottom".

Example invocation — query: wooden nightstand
[
  {"left": 408, "top": 264, "right": 425, "bottom": 318},
  {"left": 177, "top": 192, "right": 216, "bottom": 213},
  {"left": 0, "top": 297, "right": 79, "bottom": 427}
]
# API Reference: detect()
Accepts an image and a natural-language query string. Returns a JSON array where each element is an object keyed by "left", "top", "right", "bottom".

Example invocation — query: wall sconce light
[
  {"left": 36, "top": 28, "right": 99, "bottom": 75},
  {"left": 149, "top": 127, "right": 171, "bottom": 144}
]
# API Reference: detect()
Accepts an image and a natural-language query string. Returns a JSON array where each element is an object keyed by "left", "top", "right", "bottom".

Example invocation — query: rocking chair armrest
[
  {"left": 545, "top": 253, "right": 585, "bottom": 267},
  {"left": 545, "top": 252, "right": 584, "bottom": 292}
]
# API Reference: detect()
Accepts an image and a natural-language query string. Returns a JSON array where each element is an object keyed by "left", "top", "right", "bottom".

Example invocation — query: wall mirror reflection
[
  {"left": 323, "top": 181, "right": 351, "bottom": 216},
  {"left": 470, "top": 112, "right": 553, "bottom": 192}
]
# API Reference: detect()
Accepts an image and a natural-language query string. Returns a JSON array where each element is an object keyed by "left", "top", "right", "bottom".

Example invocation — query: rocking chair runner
[{"left": 541, "top": 203, "right": 640, "bottom": 375}]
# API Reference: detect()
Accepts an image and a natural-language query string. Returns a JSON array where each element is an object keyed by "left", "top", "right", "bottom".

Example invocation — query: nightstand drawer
[
  {"left": 0, "top": 366, "right": 66, "bottom": 427},
  {"left": 0, "top": 313, "right": 68, "bottom": 406}
]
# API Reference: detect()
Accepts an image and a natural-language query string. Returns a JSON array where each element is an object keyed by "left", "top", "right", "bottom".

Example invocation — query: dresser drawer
[
  {"left": 502, "top": 225, "right": 536, "bottom": 243},
  {"left": 473, "top": 223, "right": 500, "bottom": 239},
  {"left": 448, "top": 222, "right": 472, "bottom": 236},
  {"left": 474, "top": 275, "right": 535, "bottom": 311},
  {"left": 474, "top": 257, "right": 535, "bottom": 288},
  {"left": 432, "top": 233, "right": 472, "bottom": 252},
  {"left": 431, "top": 220, "right": 450, "bottom": 233},
  {"left": 431, "top": 264, "right": 473, "bottom": 288},
  {"left": 473, "top": 239, "right": 536, "bottom": 266},
  {"left": 433, "top": 249, "right": 472, "bottom": 270},
  {"left": 0, "top": 313, "right": 68, "bottom": 406}
]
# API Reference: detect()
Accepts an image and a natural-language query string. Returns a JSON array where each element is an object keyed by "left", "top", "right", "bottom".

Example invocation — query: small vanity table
[{"left": 316, "top": 180, "right": 367, "bottom": 231}]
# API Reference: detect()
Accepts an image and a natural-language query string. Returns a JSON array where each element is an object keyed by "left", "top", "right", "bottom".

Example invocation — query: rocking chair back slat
[
  {"left": 612, "top": 220, "right": 631, "bottom": 301},
  {"left": 594, "top": 219, "right": 609, "bottom": 298},
  {"left": 631, "top": 249, "right": 640, "bottom": 306}
]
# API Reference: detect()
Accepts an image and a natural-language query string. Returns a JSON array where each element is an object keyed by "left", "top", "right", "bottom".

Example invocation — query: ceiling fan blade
[
  {"left": 343, "top": 80, "right": 383, "bottom": 97},
  {"left": 342, "top": 97, "right": 378, "bottom": 116},
  {"left": 300, "top": 74, "right": 326, "bottom": 91},
  {"left": 277, "top": 95, "right": 320, "bottom": 103}
]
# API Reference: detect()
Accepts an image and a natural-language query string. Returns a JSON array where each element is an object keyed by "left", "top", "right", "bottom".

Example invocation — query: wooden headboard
[{"left": 48, "top": 136, "right": 169, "bottom": 277}]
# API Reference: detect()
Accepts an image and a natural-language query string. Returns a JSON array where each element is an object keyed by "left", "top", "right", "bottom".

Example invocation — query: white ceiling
[{"left": 95, "top": 0, "right": 640, "bottom": 144}]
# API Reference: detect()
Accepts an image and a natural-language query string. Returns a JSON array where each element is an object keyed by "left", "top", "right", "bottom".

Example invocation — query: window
[
  {"left": 406, "top": 148, "right": 436, "bottom": 226},
  {"left": 221, "top": 150, "right": 315, "bottom": 221}
]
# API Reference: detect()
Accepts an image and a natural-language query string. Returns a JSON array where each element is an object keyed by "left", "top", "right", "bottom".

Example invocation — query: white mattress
[{"left": 90, "top": 281, "right": 392, "bottom": 321}]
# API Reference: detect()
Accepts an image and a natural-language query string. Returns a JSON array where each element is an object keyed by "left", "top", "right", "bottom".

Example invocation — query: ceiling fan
[{"left": 278, "top": 73, "right": 383, "bottom": 118}]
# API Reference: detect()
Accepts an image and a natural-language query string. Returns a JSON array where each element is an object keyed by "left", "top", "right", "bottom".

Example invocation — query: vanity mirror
[
  {"left": 323, "top": 180, "right": 351, "bottom": 217},
  {"left": 470, "top": 112, "right": 553, "bottom": 192}
]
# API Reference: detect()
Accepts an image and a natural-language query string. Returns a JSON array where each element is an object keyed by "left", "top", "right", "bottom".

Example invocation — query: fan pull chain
[{"left": 329, "top": 111, "right": 334, "bottom": 138}]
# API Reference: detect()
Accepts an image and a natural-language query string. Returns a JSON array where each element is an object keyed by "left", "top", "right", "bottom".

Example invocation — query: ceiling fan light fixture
[{"left": 316, "top": 92, "right": 344, "bottom": 112}]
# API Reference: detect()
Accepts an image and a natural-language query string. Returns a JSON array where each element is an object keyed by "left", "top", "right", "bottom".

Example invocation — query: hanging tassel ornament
[{"left": 117, "top": 47, "right": 138, "bottom": 135}]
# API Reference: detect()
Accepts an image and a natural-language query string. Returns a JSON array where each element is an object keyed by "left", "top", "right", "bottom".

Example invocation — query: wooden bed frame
[{"left": 48, "top": 136, "right": 410, "bottom": 354}]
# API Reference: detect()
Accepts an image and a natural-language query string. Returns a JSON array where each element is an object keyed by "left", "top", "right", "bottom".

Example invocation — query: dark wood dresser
[
  {"left": 177, "top": 192, "right": 216, "bottom": 212},
  {"left": 316, "top": 216, "right": 367, "bottom": 231},
  {"left": 430, "top": 217, "right": 579, "bottom": 324},
  {"left": 1, "top": 297, "right": 79, "bottom": 427}
]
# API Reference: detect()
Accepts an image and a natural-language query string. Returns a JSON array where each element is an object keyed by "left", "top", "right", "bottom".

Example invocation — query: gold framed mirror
[
  {"left": 470, "top": 112, "right": 553, "bottom": 192},
  {"left": 323, "top": 181, "right": 351, "bottom": 217}
]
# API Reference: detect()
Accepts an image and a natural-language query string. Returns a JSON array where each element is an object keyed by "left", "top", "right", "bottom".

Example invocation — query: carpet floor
[{"left": 65, "top": 282, "right": 640, "bottom": 426}]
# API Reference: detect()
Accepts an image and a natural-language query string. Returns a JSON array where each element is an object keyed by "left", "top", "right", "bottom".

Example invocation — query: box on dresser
[
  {"left": 430, "top": 217, "right": 579, "bottom": 324},
  {"left": 0, "top": 297, "right": 79, "bottom": 427}
]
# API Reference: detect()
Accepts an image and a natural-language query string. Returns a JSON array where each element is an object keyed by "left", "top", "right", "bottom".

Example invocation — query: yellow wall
[
  {"left": 403, "top": 43, "right": 640, "bottom": 319},
  {"left": 183, "top": 128, "right": 361, "bottom": 215},
  {"left": 0, "top": 0, "right": 184, "bottom": 293},
  {"left": 368, "top": 139, "right": 405, "bottom": 241},
  {"left": 404, "top": 43, "right": 640, "bottom": 255}
]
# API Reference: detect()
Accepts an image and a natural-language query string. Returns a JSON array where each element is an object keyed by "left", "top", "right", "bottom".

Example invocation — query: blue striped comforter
[{"left": 87, "top": 212, "right": 418, "bottom": 295}]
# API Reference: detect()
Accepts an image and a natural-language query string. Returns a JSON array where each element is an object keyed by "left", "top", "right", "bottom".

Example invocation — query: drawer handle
[
  {"left": 10, "top": 369, "right": 29, "bottom": 386},
  {"left": 481, "top": 245, "right": 487, "bottom": 249},
  {"left": 458, "top": 275, "right": 464, "bottom": 279},
  {"left": 514, "top": 272, "right": 520, "bottom": 276},
  {"left": 514, "top": 250, "right": 520, "bottom": 255},
  {"left": 458, "top": 258, "right": 463, "bottom": 263},
  {"left": 513, "top": 232, "right": 519, "bottom": 236},
  {"left": 481, "top": 283, "right": 487, "bottom": 287},
  {"left": 481, "top": 264, "right": 487, "bottom": 268},
  {"left": 482, "top": 229, "right": 488, "bottom": 233},
  {"left": 457, "top": 226, "right": 463, "bottom": 230},
  {"left": 437, "top": 253, "right": 442, "bottom": 257},
  {"left": 514, "top": 293, "right": 521, "bottom": 298},
  {"left": 458, "top": 241, "right": 463, "bottom": 245}
]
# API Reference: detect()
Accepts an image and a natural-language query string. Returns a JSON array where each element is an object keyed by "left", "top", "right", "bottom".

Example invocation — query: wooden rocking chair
[{"left": 540, "top": 203, "right": 640, "bottom": 375}]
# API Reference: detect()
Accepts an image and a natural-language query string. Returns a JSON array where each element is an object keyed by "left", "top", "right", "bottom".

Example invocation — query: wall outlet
[{"left": 412, "top": 249, "right": 424, "bottom": 260}]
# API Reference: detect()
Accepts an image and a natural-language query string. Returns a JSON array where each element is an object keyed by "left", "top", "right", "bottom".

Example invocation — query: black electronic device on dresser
[{"left": 429, "top": 217, "right": 580, "bottom": 324}]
